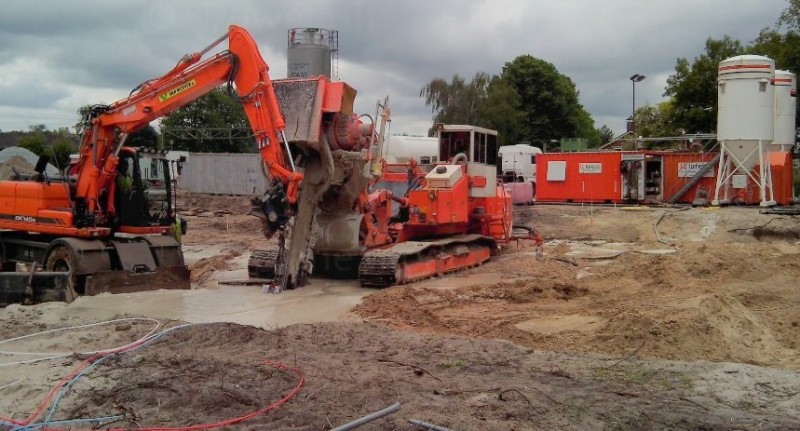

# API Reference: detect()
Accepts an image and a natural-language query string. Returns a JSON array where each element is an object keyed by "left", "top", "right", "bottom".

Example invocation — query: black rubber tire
[{"left": 45, "top": 245, "right": 80, "bottom": 299}]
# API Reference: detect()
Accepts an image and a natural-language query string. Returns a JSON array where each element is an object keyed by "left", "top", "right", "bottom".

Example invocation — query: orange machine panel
[
  {"left": 407, "top": 176, "right": 470, "bottom": 226},
  {"left": 469, "top": 186, "right": 512, "bottom": 240},
  {"left": 0, "top": 181, "right": 71, "bottom": 220}
]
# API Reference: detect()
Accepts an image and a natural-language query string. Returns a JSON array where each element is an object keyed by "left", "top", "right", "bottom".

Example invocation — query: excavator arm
[{"left": 73, "top": 25, "right": 300, "bottom": 236}]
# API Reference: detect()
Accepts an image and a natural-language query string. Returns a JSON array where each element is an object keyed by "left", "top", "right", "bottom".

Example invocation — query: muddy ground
[{"left": 1, "top": 194, "right": 799, "bottom": 430}]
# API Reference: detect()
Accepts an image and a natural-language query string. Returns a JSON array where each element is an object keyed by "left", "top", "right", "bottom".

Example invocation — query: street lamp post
[{"left": 629, "top": 74, "right": 646, "bottom": 133}]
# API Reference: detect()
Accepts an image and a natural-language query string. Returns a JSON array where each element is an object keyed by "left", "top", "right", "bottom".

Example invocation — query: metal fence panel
[{"left": 181, "top": 153, "right": 267, "bottom": 195}]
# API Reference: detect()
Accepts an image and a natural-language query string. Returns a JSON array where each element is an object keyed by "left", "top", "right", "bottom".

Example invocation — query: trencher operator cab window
[{"left": 436, "top": 124, "right": 498, "bottom": 165}]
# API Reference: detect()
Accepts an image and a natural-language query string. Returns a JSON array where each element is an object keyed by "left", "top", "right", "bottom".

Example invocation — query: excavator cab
[{"left": 114, "top": 148, "right": 176, "bottom": 230}]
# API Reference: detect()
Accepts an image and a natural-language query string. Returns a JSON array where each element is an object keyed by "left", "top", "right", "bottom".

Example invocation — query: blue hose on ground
[{"left": 11, "top": 324, "right": 194, "bottom": 431}]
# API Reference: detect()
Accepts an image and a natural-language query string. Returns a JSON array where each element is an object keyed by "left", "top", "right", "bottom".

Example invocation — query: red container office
[
  {"left": 660, "top": 152, "right": 719, "bottom": 204},
  {"left": 535, "top": 151, "right": 722, "bottom": 204},
  {"left": 536, "top": 150, "right": 793, "bottom": 205},
  {"left": 535, "top": 152, "right": 623, "bottom": 203}
]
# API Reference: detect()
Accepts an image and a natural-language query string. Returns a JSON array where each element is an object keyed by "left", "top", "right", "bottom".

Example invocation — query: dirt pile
[
  {"left": 0, "top": 155, "right": 36, "bottom": 180},
  {"left": 2, "top": 320, "right": 798, "bottom": 430},
  {"left": 0, "top": 146, "right": 60, "bottom": 180},
  {"left": 189, "top": 251, "right": 241, "bottom": 284},
  {"left": 2, "top": 200, "right": 800, "bottom": 429},
  {"left": 179, "top": 192, "right": 271, "bottom": 251},
  {"left": 356, "top": 206, "right": 800, "bottom": 371}
]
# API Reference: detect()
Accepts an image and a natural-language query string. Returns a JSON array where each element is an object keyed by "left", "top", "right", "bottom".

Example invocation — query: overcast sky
[{"left": 0, "top": 0, "right": 789, "bottom": 138}]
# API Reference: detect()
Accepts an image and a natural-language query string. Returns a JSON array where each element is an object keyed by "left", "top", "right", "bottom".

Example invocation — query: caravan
[
  {"left": 499, "top": 144, "right": 542, "bottom": 194},
  {"left": 499, "top": 144, "right": 543, "bottom": 183},
  {"left": 499, "top": 144, "right": 542, "bottom": 203}
]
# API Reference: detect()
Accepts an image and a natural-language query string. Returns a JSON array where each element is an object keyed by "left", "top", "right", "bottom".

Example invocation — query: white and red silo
[
  {"left": 713, "top": 55, "right": 777, "bottom": 206},
  {"left": 773, "top": 69, "right": 797, "bottom": 153}
]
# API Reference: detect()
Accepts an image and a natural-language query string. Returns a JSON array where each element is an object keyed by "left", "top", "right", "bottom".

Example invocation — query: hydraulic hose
[{"left": 0, "top": 322, "right": 305, "bottom": 431}]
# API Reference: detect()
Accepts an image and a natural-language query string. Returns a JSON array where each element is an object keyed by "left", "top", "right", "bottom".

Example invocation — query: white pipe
[
  {"left": 0, "top": 317, "right": 161, "bottom": 366},
  {"left": 330, "top": 402, "right": 401, "bottom": 431}
]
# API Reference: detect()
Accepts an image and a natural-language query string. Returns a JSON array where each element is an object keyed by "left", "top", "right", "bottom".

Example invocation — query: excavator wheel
[{"left": 43, "top": 246, "right": 79, "bottom": 302}]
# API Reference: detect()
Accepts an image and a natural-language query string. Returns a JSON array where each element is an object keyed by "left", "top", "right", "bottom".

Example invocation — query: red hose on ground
[
  {"left": 106, "top": 360, "right": 306, "bottom": 431},
  {"left": 1, "top": 333, "right": 305, "bottom": 431},
  {"left": 3, "top": 327, "right": 162, "bottom": 427}
]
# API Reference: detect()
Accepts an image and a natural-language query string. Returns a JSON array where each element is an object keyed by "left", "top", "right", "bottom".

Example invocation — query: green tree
[
  {"left": 17, "top": 134, "right": 47, "bottom": 155},
  {"left": 500, "top": 55, "right": 598, "bottom": 146},
  {"left": 477, "top": 76, "right": 524, "bottom": 145},
  {"left": 420, "top": 72, "right": 492, "bottom": 136},
  {"left": 634, "top": 101, "right": 683, "bottom": 139},
  {"left": 664, "top": 36, "right": 745, "bottom": 133},
  {"left": 750, "top": 28, "right": 800, "bottom": 144},
  {"left": 779, "top": 0, "right": 800, "bottom": 31},
  {"left": 128, "top": 125, "right": 160, "bottom": 149},
  {"left": 596, "top": 125, "right": 614, "bottom": 147},
  {"left": 45, "top": 141, "right": 73, "bottom": 170},
  {"left": 160, "top": 88, "right": 255, "bottom": 153}
]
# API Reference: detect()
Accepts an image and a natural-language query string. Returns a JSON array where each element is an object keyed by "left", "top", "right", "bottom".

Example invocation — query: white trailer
[
  {"left": 384, "top": 136, "right": 439, "bottom": 167},
  {"left": 499, "top": 144, "right": 542, "bottom": 183}
]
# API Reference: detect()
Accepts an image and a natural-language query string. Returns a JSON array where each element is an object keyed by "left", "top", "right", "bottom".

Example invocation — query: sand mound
[{"left": 0, "top": 146, "right": 61, "bottom": 180}]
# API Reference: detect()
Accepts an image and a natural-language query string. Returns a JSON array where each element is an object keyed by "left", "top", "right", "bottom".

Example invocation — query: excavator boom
[{"left": 73, "top": 25, "right": 300, "bottom": 236}]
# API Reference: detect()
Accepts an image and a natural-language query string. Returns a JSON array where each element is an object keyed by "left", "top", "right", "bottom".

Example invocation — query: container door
[
  {"left": 644, "top": 156, "right": 663, "bottom": 202},
  {"left": 620, "top": 154, "right": 645, "bottom": 201}
]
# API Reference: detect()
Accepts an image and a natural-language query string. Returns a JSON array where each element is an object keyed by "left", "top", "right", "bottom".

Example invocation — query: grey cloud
[
  {"left": 0, "top": 85, "right": 69, "bottom": 109},
  {"left": 0, "top": 0, "right": 790, "bottom": 134}
]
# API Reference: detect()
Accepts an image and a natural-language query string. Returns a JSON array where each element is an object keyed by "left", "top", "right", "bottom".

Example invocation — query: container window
[{"left": 759, "top": 82, "right": 768, "bottom": 92}]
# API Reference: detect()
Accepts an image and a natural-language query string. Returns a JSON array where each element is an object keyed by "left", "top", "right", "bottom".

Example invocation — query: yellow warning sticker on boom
[{"left": 159, "top": 80, "right": 196, "bottom": 102}]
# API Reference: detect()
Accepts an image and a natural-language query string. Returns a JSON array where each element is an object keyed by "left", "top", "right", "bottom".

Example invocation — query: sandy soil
[
  {"left": 1, "top": 194, "right": 799, "bottom": 430},
  {"left": 1, "top": 315, "right": 798, "bottom": 430},
  {"left": 357, "top": 204, "right": 800, "bottom": 371}
]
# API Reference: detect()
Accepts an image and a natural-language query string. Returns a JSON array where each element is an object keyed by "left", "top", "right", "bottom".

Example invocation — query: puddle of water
[
  {"left": 515, "top": 314, "right": 604, "bottom": 335},
  {"left": 63, "top": 277, "right": 370, "bottom": 329},
  {"left": 634, "top": 249, "right": 678, "bottom": 255},
  {"left": 566, "top": 248, "right": 625, "bottom": 259},
  {"left": 699, "top": 215, "right": 718, "bottom": 240},
  {"left": 414, "top": 272, "right": 502, "bottom": 290}
]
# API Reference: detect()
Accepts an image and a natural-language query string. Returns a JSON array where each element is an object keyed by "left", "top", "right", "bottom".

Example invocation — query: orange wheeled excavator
[{"left": 0, "top": 25, "right": 363, "bottom": 304}]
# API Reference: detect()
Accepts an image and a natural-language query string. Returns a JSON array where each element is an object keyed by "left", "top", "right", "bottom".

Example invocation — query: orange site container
[
  {"left": 734, "top": 151, "right": 794, "bottom": 205},
  {"left": 535, "top": 152, "right": 622, "bottom": 203},
  {"left": 535, "top": 150, "right": 794, "bottom": 205}
]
